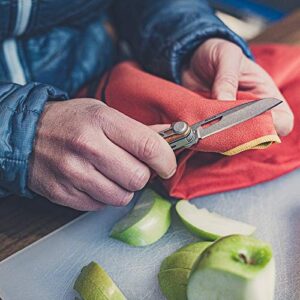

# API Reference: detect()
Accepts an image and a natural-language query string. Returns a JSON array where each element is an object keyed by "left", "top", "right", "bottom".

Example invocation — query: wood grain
[
  {"left": 1, "top": 9, "right": 300, "bottom": 262},
  {"left": 0, "top": 196, "right": 81, "bottom": 261}
]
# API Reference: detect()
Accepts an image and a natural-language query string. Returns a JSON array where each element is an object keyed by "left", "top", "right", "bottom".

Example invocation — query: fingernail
[
  {"left": 161, "top": 167, "right": 177, "bottom": 180},
  {"left": 218, "top": 93, "right": 236, "bottom": 101}
]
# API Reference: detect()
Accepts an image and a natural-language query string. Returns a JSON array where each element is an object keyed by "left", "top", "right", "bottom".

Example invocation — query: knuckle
[
  {"left": 222, "top": 41, "right": 242, "bottom": 54},
  {"left": 90, "top": 104, "right": 110, "bottom": 124},
  {"left": 89, "top": 105, "right": 119, "bottom": 134},
  {"left": 69, "top": 133, "right": 91, "bottom": 154},
  {"left": 221, "top": 74, "right": 238, "bottom": 89},
  {"left": 92, "top": 106, "right": 105, "bottom": 121},
  {"left": 128, "top": 167, "right": 150, "bottom": 191},
  {"left": 69, "top": 166, "right": 85, "bottom": 183},
  {"left": 46, "top": 183, "right": 62, "bottom": 203},
  {"left": 138, "top": 134, "right": 161, "bottom": 161},
  {"left": 56, "top": 156, "right": 74, "bottom": 176}
]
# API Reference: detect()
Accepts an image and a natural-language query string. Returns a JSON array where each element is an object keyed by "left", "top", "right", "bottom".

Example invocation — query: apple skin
[
  {"left": 187, "top": 235, "right": 275, "bottom": 300},
  {"left": 110, "top": 189, "right": 172, "bottom": 246},
  {"left": 74, "top": 261, "right": 126, "bottom": 300},
  {"left": 159, "top": 269, "right": 190, "bottom": 300},
  {"left": 179, "top": 216, "right": 220, "bottom": 241},
  {"left": 176, "top": 201, "right": 256, "bottom": 241},
  {"left": 160, "top": 242, "right": 213, "bottom": 271},
  {"left": 158, "top": 242, "right": 212, "bottom": 300}
]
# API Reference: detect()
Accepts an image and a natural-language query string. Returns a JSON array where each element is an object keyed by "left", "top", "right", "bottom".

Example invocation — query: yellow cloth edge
[{"left": 222, "top": 135, "right": 281, "bottom": 156}]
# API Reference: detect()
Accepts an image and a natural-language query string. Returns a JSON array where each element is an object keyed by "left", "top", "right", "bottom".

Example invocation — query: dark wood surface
[
  {"left": 1, "top": 9, "right": 300, "bottom": 262},
  {"left": 0, "top": 196, "right": 81, "bottom": 261}
]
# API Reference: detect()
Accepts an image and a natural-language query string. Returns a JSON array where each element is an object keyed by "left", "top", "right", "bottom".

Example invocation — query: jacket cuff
[{"left": 0, "top": 82, "right": 68, "bottom": 198}]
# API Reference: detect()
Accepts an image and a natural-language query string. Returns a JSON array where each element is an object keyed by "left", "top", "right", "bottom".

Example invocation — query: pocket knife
[{"left": 159, "top": 98, "right": 282, "bottom": 151}]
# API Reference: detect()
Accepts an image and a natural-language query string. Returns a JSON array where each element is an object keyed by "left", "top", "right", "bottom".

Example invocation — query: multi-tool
[{"left": 159, "top": 98, "right": 282, "bottom": 151}]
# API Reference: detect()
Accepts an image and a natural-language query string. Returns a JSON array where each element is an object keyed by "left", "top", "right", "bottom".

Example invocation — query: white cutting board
[{"left": 1, "top": 170, "right": 300, "bottom": 300}]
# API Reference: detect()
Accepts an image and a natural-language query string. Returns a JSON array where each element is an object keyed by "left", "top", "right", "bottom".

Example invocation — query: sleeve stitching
[
  {"left": 0, "top": 103, "right": 41, "bottom": 115},
  {"left": 0, "top": 157, "right": 27, "bottom": 163}
]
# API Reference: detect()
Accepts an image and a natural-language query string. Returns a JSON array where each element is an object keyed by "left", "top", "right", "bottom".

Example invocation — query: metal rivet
[{"left": 173, "top": 121, "right": 188, "bottom": 134}]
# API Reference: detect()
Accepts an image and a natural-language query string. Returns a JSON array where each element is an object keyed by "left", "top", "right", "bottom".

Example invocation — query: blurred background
[{"left": 209, "top": 0, "right": 300, "bottom": 39}]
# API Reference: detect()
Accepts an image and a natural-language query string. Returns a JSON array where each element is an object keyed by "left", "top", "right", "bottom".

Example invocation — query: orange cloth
[{"left": 94, "top": 45, "right": 300, "bottom": 199}]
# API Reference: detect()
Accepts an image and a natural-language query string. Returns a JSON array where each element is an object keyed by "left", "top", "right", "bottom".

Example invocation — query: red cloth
[{"left": 94, "top": 45, "right": 300, "bottom": 199}]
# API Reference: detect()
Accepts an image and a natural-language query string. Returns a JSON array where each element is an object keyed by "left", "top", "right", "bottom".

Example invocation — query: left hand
[{"left": 181, "top": 38, "right": 294, "bottom": 136}]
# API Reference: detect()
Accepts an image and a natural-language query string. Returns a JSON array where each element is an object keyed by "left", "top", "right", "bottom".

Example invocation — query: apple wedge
[
  {"left": 187, "top": 235, "right": 275, "bottom": 300},
  {"left": 176, "top": 201, "right": 256, "bottom": 240},
  {"left": 158, "top": 241, "right": 212, "bottom": 300},
  {"left": 110, "top": 188, "right": 172, "bottom": 246},
  {"left": 160, "top": 242, "right": 212, "bottom": 271},
  {"left": 74, "top": 261, "right": 126, "bottom": 300}
]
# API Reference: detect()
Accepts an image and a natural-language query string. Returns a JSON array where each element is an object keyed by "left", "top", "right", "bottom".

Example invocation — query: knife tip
[{"left": 261, "top": 97, "right": 283, "bottom": 108}]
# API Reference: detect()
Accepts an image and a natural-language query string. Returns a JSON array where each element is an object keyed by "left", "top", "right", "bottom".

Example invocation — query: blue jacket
[{"left": 0, "top": 0, "right": 251, "bottom": 198}]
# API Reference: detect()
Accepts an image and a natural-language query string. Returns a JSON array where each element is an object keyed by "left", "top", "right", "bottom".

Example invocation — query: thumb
[
  {"left": 149, "top": 124, "right": 171, "bottom": 132},
  {"left": 212, "top": 52, "right": 242, "bottom": 101}
]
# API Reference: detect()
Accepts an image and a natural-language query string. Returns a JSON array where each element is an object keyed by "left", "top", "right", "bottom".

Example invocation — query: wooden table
[
  {"left": 0, "top": 196, "right": 81, "bottom": 261},
  {"left": 1, "top": 9, "right": 300, "bottom": 262}
]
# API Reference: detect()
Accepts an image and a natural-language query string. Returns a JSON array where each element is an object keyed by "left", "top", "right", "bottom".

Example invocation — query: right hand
[
  {"left": 28, "top": 99, "right": 177, "bottom": 211},
  {"left": 182, "top": 39, "right": 294, "bottom": 136}
]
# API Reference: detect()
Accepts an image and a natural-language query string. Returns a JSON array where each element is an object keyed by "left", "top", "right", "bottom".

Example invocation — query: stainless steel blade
[{"left": 194, "top": 98, "right": 282, "bottom": 139}]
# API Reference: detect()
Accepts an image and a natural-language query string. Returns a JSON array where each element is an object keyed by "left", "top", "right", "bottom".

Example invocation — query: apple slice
[
  {"left": 187, "top": 235, "right": 275, "bottom": 300},
  {"left": 158, "top": 241, "right": 212, "bottom": 300},
  {"left": 176, "top": 201, "right": 256, "bottom": 240},
  {"left": 110, "top": 188, "right": 172, "bottom": 246},
  {"left": 160, "top": 242, "right": 212, "bottom": 271},
  {"left": 74, "top": 261, "right": 126, "bottom": 300}
]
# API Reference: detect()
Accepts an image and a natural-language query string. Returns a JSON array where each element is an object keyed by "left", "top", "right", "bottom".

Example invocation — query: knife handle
[{"left": 159, "top": 121, "right": 197, "bottom": 151}]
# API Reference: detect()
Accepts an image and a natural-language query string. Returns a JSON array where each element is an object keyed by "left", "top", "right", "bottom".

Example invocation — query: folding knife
[{"left": 159, "top": 98, "right": 282, "bottom": 151}]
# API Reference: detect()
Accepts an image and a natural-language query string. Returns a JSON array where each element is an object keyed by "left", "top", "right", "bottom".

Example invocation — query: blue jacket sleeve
[
  {"left": 0, "top": 0, "right": 106, "bottom": 40},
  {"left": 0, "top": 82, "right": 68, "bottom": 198},
  {"left": 112, "top": 0, "right": 253, "bottom": 83}
]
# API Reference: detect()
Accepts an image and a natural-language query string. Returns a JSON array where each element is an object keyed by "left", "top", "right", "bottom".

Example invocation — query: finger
[
  {"left": 57, "top": 154, "right": 135, "bottom": 207},
  {"left": 212, "top": 49, "right": 243, "bottom": 100},
  {"left": 87, "top": 135, "right": 151, "bottom": 192},
  {"left": 101, "top": 108, "right": 177, "bottom": 179},
  {"left": 247, "top": 85, "right": 294, "bottom": 136},
  {"left": 47, "top": 182, "right": 104, "bottom": 211},
  {"left": 65, "top": 189, "right": 105, "bottom": 211},
  {"left": 75, "top": 166, "right": 134, "bottom": 207},
  {"left": 272, "top": 107, "right": 294, "bottom": 137},
  {"left": 149, "top": 124, "right": 171, "bottom": 132},
  {"left": 181, "top": 69, "right": 210, "bottom": 93},
  {"left": 265, "top": 87, "right": 294, "bottom": 136},
  {"left": 240, "top": 61, "right": 294, "bottom": 136}
]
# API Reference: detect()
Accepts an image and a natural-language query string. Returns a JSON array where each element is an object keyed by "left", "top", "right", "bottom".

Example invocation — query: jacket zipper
[{"left": 2, "top": 0, "right": 32, "bottom": 84}]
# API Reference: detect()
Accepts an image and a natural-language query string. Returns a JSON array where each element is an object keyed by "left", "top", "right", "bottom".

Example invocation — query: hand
[
  {"left": 182, "top": 38, "right": 294, "bottom": 136},
  {"left": 28, "top": 99, "right": 176, "bottom": 211}
]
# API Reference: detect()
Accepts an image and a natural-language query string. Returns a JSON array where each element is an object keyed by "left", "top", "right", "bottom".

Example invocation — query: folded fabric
[
  {"left": 98, "top": 62, "right": 279, "bottom": 155},
  {"left": 92, "top": 45, "right": 300, "bottom": 199}
]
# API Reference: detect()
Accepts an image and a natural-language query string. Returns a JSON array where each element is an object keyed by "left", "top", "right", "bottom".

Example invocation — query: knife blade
[{"left": 195, "top": 97, "right": 282, "bottom": 139}]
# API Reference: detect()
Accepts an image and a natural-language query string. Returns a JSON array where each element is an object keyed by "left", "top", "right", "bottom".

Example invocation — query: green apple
[
  {"left": 187, "top": 235, "right": 275, "bottom": 300},
  {"left": 176, "top": 242, "right": 213, "bottom": 253},
  {"left": 176, "top": 201, "right": 256, "bottom": 240},
  {"left": 158, "top": 242, "right": 212, "bottom": 300},
  {"left": 160, "top": 242, "right": 212, "bottom": 271},
  {"left": 110, "top": 188, "right": 172, "bottom": 246},
  {"left": 74, "top": 261, "right": 126, "bottom": 300}
]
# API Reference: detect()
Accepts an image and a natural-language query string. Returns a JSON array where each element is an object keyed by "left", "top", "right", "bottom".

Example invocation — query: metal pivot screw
[{"left": 172, "top": 121, "right": 189, "bottom": 134}]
